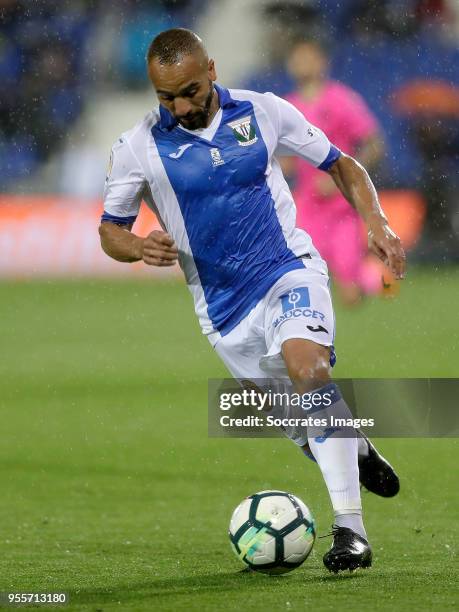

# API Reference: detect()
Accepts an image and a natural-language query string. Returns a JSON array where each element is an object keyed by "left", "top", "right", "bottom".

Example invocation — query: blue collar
[{"left": 158, "top": 83, "right": 237, "bottom": 131}]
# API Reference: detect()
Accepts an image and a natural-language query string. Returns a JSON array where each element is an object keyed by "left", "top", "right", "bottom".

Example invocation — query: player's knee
[
  {"left": 288, "top": 360, "right": 329, "bottom": 389},
  {"left": 282, "top": 339, "right": 330, "bottom": 391}
]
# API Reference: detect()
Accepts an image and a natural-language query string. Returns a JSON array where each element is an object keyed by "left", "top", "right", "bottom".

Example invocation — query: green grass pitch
[{"left": 0, "top": 268, "right": 457, "bottom": 611}]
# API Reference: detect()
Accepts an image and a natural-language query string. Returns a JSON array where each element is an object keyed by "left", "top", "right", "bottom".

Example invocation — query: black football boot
[
  {"left": 323, "top": 526, "right": 372, "bottom": 573},
  {"left": 358, "top": 431, "right": 400, "bottom": 498}
]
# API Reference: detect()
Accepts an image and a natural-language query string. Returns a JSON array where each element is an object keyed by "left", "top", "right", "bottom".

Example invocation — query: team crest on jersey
[
  {"left": 210, "top": 147, "right": 225, "bottom": 166},
  {"left": 227, "top": 115, "right": 258, "bottom": 146}
]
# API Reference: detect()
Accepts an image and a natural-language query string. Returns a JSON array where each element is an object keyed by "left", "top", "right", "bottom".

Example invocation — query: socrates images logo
[{"left": 281, "top": 287, "right": 310, "bottom": 314}]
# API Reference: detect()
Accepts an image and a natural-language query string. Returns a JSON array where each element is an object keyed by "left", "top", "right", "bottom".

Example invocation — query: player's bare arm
[
  {"left": 328, "top": 154, "right": 406, "bottom": 280},
  {"left": 99, "top": 222, "right": 178, "bottom": 267},
  {"left": 312, "top": 133, "right": 384, "bottom": 200}
]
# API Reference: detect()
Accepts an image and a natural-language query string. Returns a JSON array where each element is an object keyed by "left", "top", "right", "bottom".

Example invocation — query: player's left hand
[{"left": 367, "top": 221, "right": 406, "bottom": 280}]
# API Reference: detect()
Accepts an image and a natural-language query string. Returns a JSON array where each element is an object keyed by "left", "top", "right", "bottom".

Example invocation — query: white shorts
[{"left": 210, "top": 263, "right": 336, "bottom": 380}]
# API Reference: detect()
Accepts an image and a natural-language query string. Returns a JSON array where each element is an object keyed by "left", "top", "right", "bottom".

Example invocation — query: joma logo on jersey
[
  {"left": 227, "top": 115, "right": 258, "bottom": 146},
  {"left": 169, "top": 143, "right": 193, "bottom": 159}
]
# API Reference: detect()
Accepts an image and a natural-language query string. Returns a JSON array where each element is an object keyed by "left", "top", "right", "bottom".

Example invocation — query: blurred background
[{"left": 1, "top": 0, "right": 458, "bottom": 276}]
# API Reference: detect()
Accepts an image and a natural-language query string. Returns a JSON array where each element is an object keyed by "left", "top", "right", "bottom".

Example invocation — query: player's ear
[{"left": 208, "top": 59, "right": 217, "bottom": 82}]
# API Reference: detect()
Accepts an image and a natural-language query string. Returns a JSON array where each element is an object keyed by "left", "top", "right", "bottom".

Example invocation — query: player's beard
[{"left": 177, "top": 82, "right": 214, "bottom": 130}]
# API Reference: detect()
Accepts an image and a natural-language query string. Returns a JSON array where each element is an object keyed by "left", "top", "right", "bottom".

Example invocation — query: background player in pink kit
[{"left": 283, "top": 38, "right": 386, "bottom": 305}]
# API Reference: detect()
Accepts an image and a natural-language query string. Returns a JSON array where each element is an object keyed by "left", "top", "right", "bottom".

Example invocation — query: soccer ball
[{"left": 229, "top": 490, "right": 315, "bottom": 574}]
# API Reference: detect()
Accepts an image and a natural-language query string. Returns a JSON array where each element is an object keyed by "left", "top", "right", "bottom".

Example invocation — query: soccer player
[
  {"left": 282, "top": 38, "right": 385, "bottom": 306},
  {"left": 99, "top": 28, "right": 405, "bottom": 573}
]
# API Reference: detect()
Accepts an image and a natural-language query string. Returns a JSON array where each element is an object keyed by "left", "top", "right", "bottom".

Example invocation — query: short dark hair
[{"left": 147, "top": 28, "right": 205, "bottom": 65}]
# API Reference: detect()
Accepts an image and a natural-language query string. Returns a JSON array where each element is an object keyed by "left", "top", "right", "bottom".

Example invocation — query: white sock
[
  {"left": 304, "top": 384, "right": 367, "bottom": 540},
  {"left": 334, "top": 511, "right": 367, "bottom": 540}
]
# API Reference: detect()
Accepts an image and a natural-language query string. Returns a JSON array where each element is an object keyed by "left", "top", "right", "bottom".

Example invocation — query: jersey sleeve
[
  {"left": 102, "top": 137, "right": 146, "bottom": 226},
  {"left": 269, "top": 93, "right": 341, "bottom": 170}
]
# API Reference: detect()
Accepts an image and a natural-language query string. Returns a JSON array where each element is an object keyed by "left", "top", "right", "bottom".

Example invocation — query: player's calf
[
  {"left": 282, "top": 338, "right": 368, "bottom": 544},
  {"left": 302, "top": 432, "right": 400, "bottom": 498}
]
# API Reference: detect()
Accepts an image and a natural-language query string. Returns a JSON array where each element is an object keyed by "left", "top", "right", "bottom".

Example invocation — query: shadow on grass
[{"left": 70, "top": 567, "right": 368, "bottom": 606}]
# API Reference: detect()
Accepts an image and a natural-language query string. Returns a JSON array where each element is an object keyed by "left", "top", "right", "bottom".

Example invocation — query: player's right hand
[{"left": 141, "top": 230, "right": 178, "bottom": 266}]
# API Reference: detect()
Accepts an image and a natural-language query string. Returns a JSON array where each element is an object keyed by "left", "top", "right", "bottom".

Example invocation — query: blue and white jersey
[{"left": 102, "top": 84, "right": 340, "bottom": 341}]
